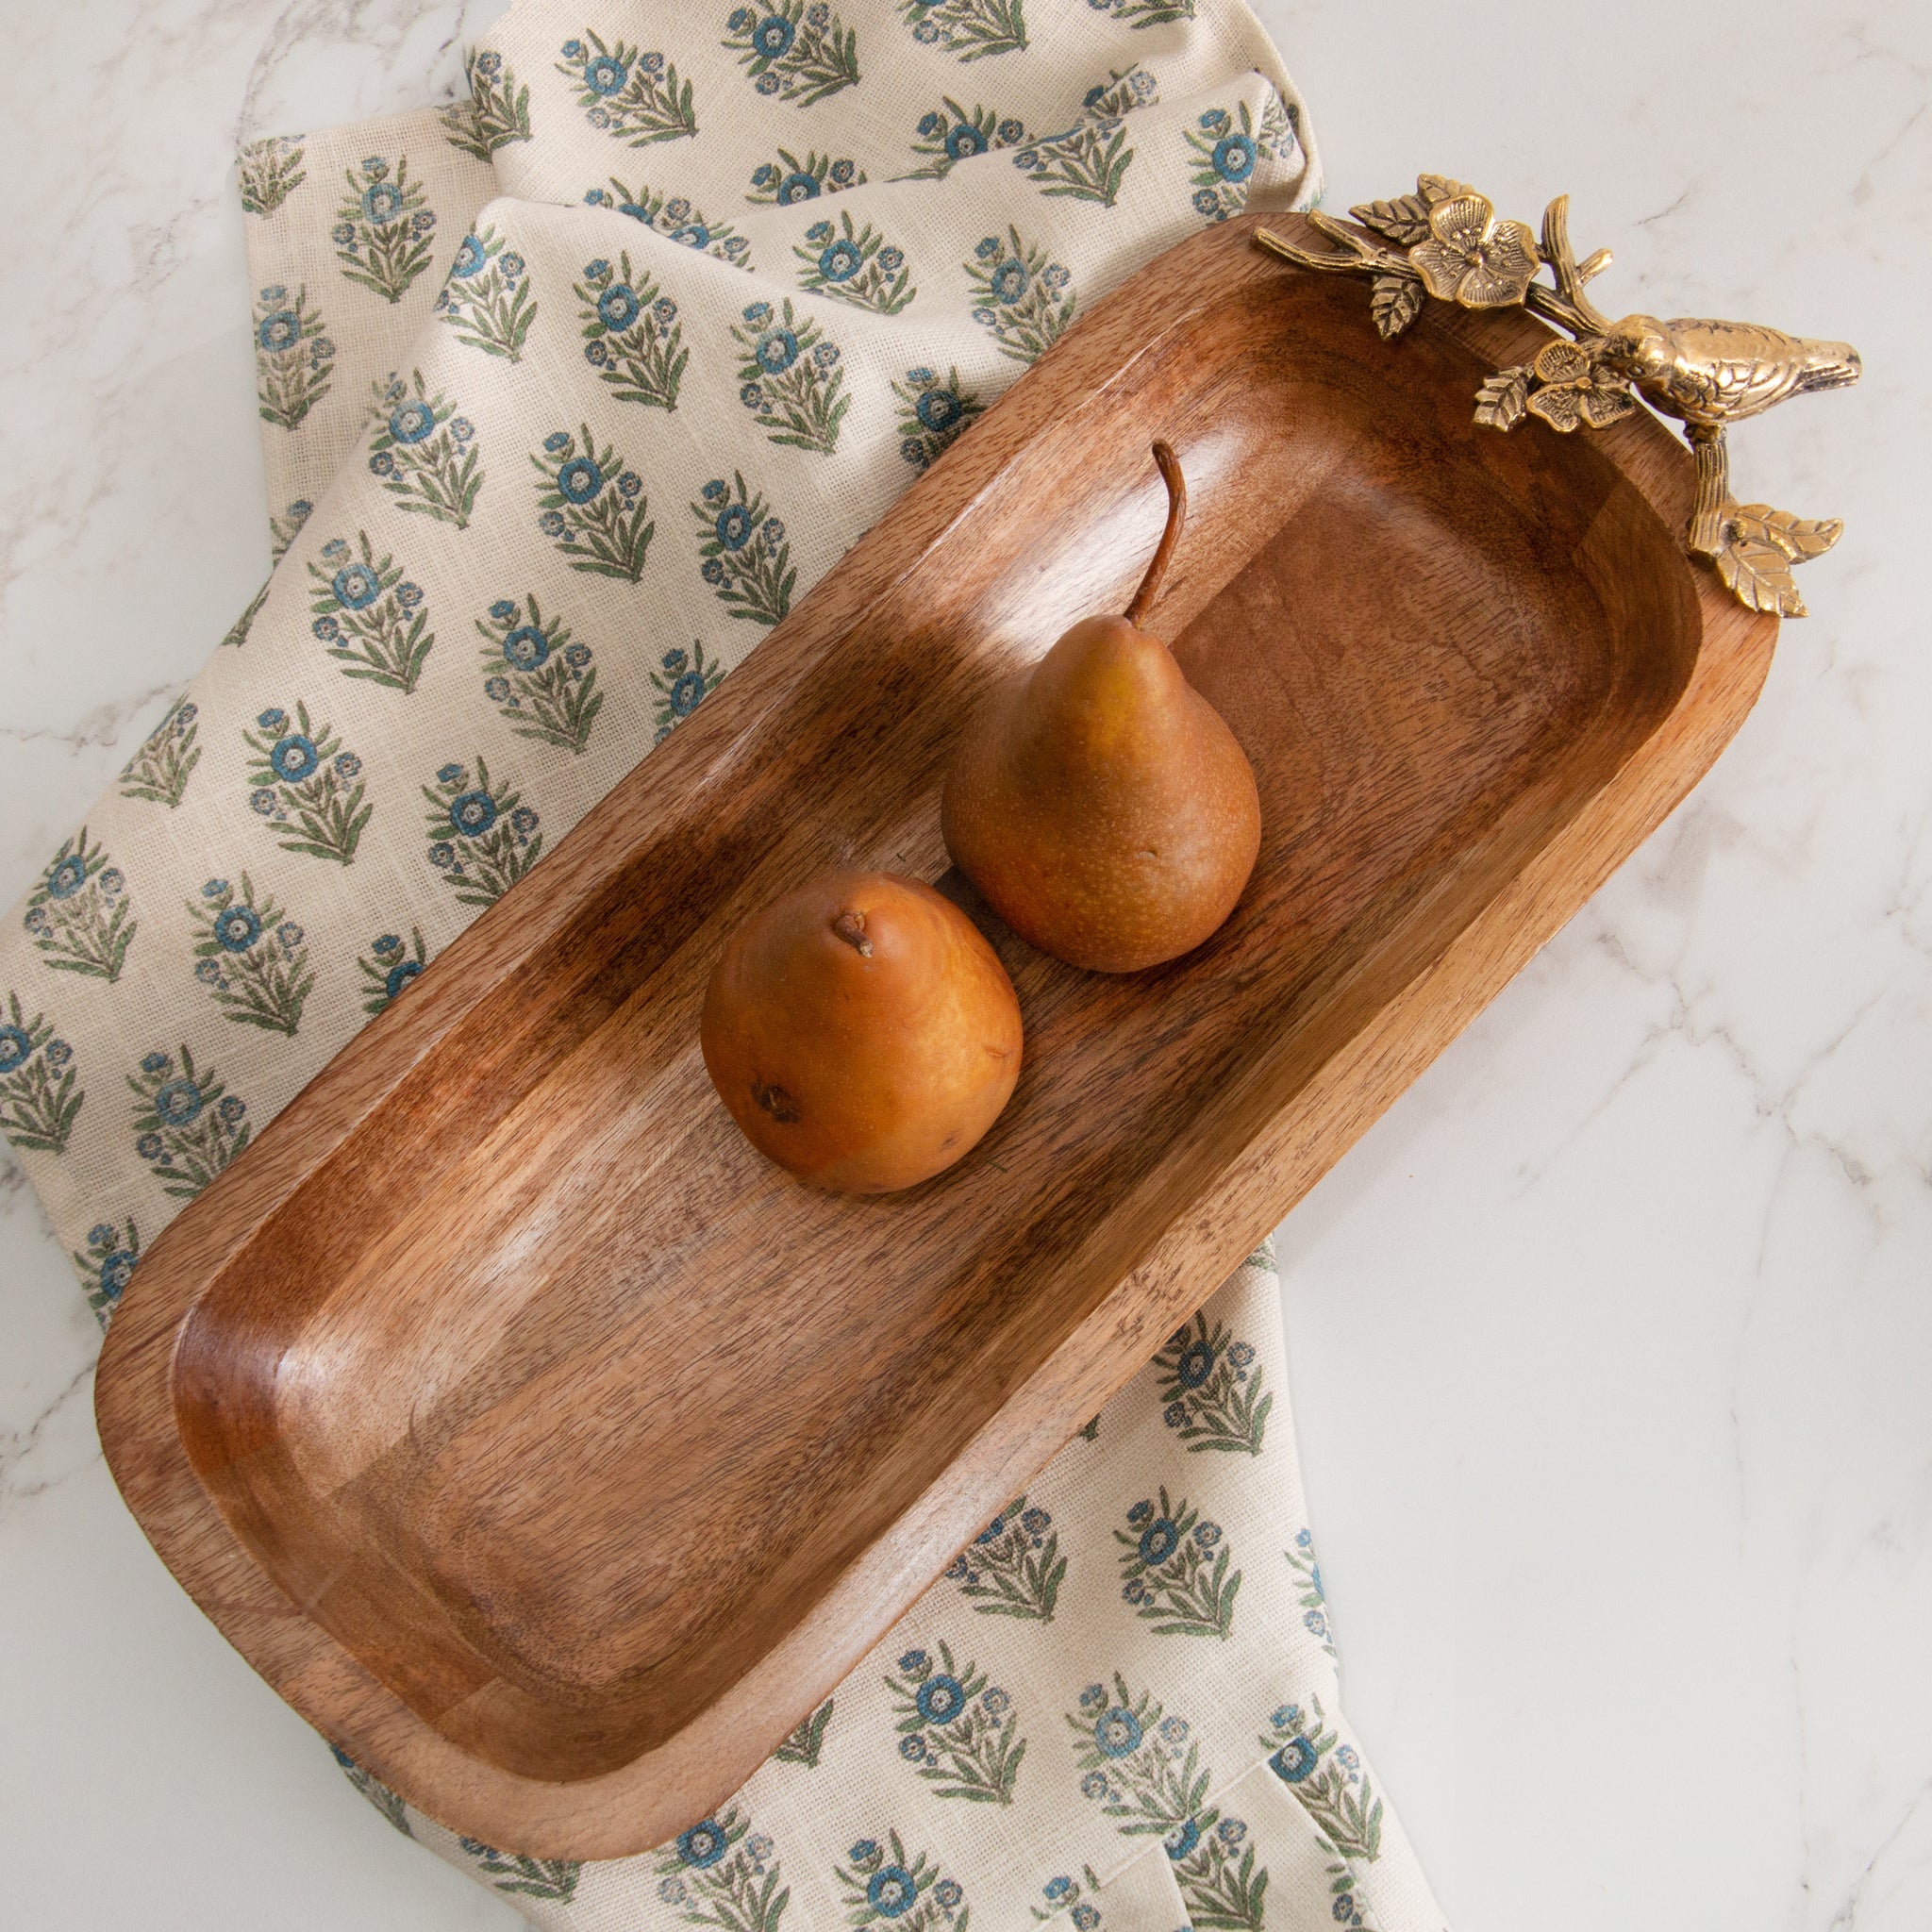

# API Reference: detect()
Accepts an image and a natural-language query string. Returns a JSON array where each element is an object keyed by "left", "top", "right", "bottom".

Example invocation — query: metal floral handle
[{"left": 1257, "top": 179, "right": 1860, "bottom": 617}]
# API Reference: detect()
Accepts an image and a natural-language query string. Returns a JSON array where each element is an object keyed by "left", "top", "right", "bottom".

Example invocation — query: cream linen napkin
[{"left": 0, "top": 2, "right": 1449, "bottom": 1925}]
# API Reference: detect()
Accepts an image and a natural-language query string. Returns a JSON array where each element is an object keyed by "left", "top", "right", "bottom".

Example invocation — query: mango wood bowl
[{"left": 96, "top": 210, "right": 1777, "bottom": 1859}]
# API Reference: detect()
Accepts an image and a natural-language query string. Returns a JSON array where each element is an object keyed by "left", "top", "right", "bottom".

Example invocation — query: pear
[
  {"left": 942, "top": 441, "right": 1260, "bottom": 974},
  {"left": 702, "top": 870, "right": 1023, "bottom": 1193}
]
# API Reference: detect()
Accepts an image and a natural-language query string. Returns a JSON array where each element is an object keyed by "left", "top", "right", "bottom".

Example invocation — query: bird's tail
[{"left": 1795, "top": 341, "right": 1862, "bottom": 395}]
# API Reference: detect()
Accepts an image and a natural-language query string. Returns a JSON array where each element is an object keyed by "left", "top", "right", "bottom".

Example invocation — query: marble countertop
[{"left": 3, "top": 1, "right": 1927, "bottom": 1926}]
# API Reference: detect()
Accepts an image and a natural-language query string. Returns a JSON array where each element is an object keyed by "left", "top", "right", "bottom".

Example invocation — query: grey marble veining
[{"left": 1, "top": 1, "right": 1927, "bottom": 1927}]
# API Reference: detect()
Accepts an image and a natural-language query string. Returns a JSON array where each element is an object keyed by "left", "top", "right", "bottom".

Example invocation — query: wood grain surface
[{"left": 94, "top": 210, "right": 1779, "bottom": 1859}]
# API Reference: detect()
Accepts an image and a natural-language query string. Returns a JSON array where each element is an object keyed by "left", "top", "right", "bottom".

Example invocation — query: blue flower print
[
  {"left": 362, "top": 179, "right": 403, "bottom": 224},
  {"left": 780, "top": 170, "right": 818, "bottom": 201},
  {"left": 676, "top": 1819, "right": 728, "bottom": 1869},
  {"left": 389, "top": 397, "right": 437, "bottom": 443},
  {"left": 141, "top": 1051, "right": 169, "bottom": 1074},
  {"left": 965, "top": 228, "right": 1074, "bottom": 363},
  {"left": 1138, "top": 1517, "right": 1180, "bottom": 1562},
  {"left": 332, "top": 562, "right": 381, "bottom": 609},
  {"left": 1186, "top": 92, "right": 1295, "bottom": 224},
  {"left": 1219, "top": 1816, "right": 1247, "bottom": 1845},
  {"left": 888, "top": 1640, "right": 1024, "bottom": 1804},
  {"left": 557, "top": 456, "right": 604, "bottom": 505},
  {"left": 757, "top": 327, "right": 799, "bottom": 374},
  {"left": 271, "top": 734, "right": 320, "bottom": 783},
  {"left": 0, "top": 1025, "right": 30, "bottom": 1074},
  {"left": 1095, "top": 1707, "right": 1142, "bottom": 1757},
  {"left": 1165, "top": 1818, "right": 1200, "bottom": 1861},
  {"left": 502, "top": 625, "right": 551, "bottom": 670},
  {"left": 1214, "top": 133, "right": 1256, "bottom": 182},
  {"left": 258, "top": 708, "right": 286, "bottom": 731},
  {"left": 437, "top": 761, "right": 463, "bottom": 784},
  {"left": 1044, "top": 1877, "right": 1073, "bottom": 1902},
  {"left": 598, "top": 283, "right": 641, "bottom": 330},
  {"left": 558, "top": 31, "right": 695, "bottom": 145},
  {"left": 893, "top": 365, "right": 983, "bottom": 470},
  {"left": 423, "top": 758, "right": 540, "bottom": 907},
  {"left": 753, "top": 13, "right": 796, "bottom": 57},
  {"left": 1157, "top": 1311, "right": 1271, "bottom": 1454},
  {"left": 915, "top": 1674, "right": 966, "bottom": 1725},
  {"left": 670, "top": 673, "right": 705, "bottom": 715},
  {"left": 449, "top": 790, "right": 499, "bottom": 838},
  {"left": 868, "top": 1866, "right": 916, "bottom": 1917},
  {"left": 716, "top": 502, "right": 755, "bottom": 550},
  {"left": 46, "top": 855, "right": 88, "bottom": 899},
  {"left": 1071, "top": 1906, "right": 1099, "bottom": 1932},
  {"left": 1271, "top": 1734, "right": 1318, "bottom": 1783},
  {"left": 98, "top": 1247, "right": 137, "bottom": 1305},
  {"left": 215, "top": 905, "right": 262, "bottom": 952},
  {"left": 898, "top": 1649, "right": 927, "bottom": 1674},
  {"left": 820, "top": 237, "right": 862, "bottom": 281},
  {"left": 1079, "top": 1770, "right": 1108, "bottom": 1800},
  {"left": 257, "top": 308, "right": 301, "bottom": 352},
  {"left": 948, "top": 123, "right": 988, "bottom": 160},
  {"left": 154, "top": 1077, "right": 203, "bottom": 1126},
  {"left": 917, "top": 389, "right": 962, "bottom": 431},
  {"left": 935, "top": 1878, "right": 962, "bottom": 1909}
]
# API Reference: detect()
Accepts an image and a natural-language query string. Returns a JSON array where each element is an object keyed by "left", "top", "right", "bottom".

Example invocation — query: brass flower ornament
[
  {"left": 1257, "top": 178, "right": 1859, "bottom": 617},
  {"left": 1521, "top": 340, "right": 1638, "bottom": 433},
  {"left": 1409, "top": 192, "right": 1541, "bottom": 308}
]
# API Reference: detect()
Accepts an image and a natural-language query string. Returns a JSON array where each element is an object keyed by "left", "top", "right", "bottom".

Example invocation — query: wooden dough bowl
[{"left": 96, "top": 211, "right": 1777, "bottom": 1858}]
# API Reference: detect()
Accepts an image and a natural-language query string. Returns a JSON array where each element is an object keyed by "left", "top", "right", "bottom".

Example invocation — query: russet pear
[
  {"left": 702, "top": 870, "right": 1023, "bottom": 1193},
  {"left": 942, "top": 441, "right": 1261, "bottom": 973}
]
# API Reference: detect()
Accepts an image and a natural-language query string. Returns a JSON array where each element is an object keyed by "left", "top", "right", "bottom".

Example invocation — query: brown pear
[
  {"left": 701, "top": 870, "right": 1023, "bottom": 1193},
  {"left": 942, "top": 441, "right": 1260, "bottom": 973}
]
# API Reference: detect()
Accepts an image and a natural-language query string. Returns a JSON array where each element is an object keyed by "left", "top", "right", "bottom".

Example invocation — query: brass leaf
[
  {"left": 1717, "top": 534, "right": 1807, "bottom": 617},
  {"left": 1350, "top": 192, "right": 1432, "bottom": 246},
  {"left": 1474, "top": 366, "right": 1531, "bottom": 430},
  {"left": 1732, "top": 504, "right": 1843, "bottom": 561},
  {"left": 1370, "top": 273, "right": 1425, "bottom": 339},
  {"left": 1417, "top": 173, "right": 1479, "bottom": 207}
]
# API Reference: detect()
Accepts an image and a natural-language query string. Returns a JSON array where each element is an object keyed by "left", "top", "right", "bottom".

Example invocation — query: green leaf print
[
  {"left": 944, "top": 1493, "right": 1065, "bottom": 1622},
  {"left": 887, "top": 1641, "right": 1025, "bottom": 1805},
  {"left": 1115, "top": 1486, "right": 1241, "bottom": 1638},
  {"left": 22, "top": 828, "right": 135, "bottom": 982},
  {"left": 0, "top": 991, "right": 83, "bottom": 1155},
  {"left": 1154, "top": 1311, "right": 1272, "bottom": 1454}
]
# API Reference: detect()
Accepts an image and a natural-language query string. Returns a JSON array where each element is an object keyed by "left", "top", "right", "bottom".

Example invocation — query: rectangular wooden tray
[{"left": 96, "top": 211, "right": 1776, "bottom": 1859}]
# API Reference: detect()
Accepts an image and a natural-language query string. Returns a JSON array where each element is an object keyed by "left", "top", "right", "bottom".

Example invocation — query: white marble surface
[{"left": 2, "top": 1, "right": 1927, "bottom": 1926}]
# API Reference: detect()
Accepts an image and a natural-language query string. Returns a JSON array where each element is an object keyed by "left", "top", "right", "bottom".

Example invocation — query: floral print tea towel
[{"left": 1, "top": 0, "right": 1450, "bottom": 1926}]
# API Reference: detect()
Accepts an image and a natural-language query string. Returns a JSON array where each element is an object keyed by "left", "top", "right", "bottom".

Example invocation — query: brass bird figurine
[
  {"left": 1594, "top": 315, "right": 1860, "bottom": 562},
  {"left": 1257, "top": 180, "right": 1861, "bottom": 616}
]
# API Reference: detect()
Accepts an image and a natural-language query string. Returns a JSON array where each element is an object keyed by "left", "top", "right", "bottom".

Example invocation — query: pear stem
[{"left": 1124, "top": 440, "right": 1187, "bottom": 627}]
